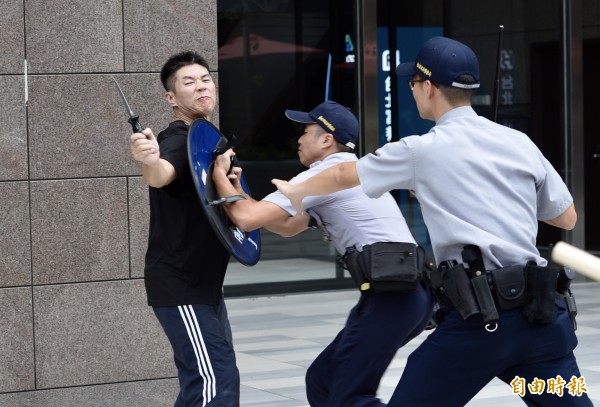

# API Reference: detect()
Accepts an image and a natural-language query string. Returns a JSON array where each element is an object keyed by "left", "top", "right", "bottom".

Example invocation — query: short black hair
[
  {"left": 439, "top": 74, "right": 477, "bottom": 104},
  {"left": 160, "top": 51, "right": 210, "bottom": 91},
  {"left": 454, "top": 74, "right": 478, "bottom": 86}
]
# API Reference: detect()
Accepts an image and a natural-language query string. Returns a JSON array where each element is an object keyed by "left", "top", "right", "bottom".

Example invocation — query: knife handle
[{"left": 128, "top": 116, "right": 145, "bottom": 134}]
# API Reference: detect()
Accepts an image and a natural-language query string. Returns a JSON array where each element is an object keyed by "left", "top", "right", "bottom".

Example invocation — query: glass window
[
  {"left": 217, "top": 0, "right": 358, "bottom": 294},
  {"left": 218, "top": 0, "right": 599, "bottom": 294},
  {"left": 376, "top": 0, "right": 586, "bottom": 258}
]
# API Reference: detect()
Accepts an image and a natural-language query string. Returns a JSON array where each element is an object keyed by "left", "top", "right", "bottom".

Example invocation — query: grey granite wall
[{"left": 0, "top": 0, "right": 218, "bottom": 393}]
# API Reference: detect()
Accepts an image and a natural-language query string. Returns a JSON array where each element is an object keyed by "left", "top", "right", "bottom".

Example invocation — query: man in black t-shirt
[{"left": 130, "top": 51, "right": 239, "bottom": 407}]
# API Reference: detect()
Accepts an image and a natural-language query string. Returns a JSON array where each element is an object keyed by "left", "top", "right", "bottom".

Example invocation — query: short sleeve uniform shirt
[
  {"left": 356, "top": 106, "right": 573, "bottom": 268},
  {"left": 264, "top": 153, "right": 415, "bottom": 254}
]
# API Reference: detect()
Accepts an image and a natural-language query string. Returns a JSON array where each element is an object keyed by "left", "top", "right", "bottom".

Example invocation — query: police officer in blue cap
[
  {"left": 212, "top": 100, "right": 434, "bottom": 406},
  {"left": 272, "top": 37, "right": 591, "bottom": 406}
]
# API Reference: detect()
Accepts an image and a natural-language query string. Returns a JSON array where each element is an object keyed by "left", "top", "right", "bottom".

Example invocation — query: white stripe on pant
[{"left": 178, "top": 305, "right": 216, "bottom": 406}]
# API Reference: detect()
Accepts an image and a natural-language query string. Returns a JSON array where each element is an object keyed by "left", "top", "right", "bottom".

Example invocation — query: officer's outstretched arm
[
  {"left": 272, "top": 162, "right": 359, "bottom": 215},
  {"left": 212, "top": 162, "right": 289, "bottom": 231},
  {"left": 264, "top": 213, "right": 310, "bottom": 237}
]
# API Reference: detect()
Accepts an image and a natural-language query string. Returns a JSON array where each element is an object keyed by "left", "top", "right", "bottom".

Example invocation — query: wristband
[{"left": 208, "top": 195, "right": 246, "bottom": 206}]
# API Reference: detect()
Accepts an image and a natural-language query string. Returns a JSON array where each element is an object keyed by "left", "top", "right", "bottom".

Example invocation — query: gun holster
[
  {"left": 434, "top": 245, "right": 500, "bottom": 326},
  {"left": 439, "top": 262, "right": 480, "bottom": 320}
]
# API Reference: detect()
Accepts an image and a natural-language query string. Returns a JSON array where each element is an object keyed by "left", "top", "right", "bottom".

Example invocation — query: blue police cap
[
  {"left": 285, "top": 101, "right": 359, "bottom": 150},
  {"left": 396, "top": 36, "right": 480, "bottom": 89}
]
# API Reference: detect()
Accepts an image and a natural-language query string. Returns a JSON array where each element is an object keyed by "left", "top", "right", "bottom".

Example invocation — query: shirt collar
[
  {"left": 437, "top": 105, "right": 477, "bottom": 126},
  {"left": 309, "top": 152, "right": 357, "bottom": 169}
]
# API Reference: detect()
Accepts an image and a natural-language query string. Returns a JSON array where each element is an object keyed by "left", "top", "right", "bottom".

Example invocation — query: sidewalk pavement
[{"left": 1, "top": 282, "right": 598, "bottom": 406}]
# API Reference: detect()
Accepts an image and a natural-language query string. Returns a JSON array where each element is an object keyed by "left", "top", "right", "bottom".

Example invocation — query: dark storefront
[{"left": 217, "top": 0, "right": 599, "bottom": 295}]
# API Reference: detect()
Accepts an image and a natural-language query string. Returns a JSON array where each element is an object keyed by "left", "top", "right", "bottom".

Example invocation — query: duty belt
[{"left": 426, "top": 246, "right": 577, "bottom": 332}]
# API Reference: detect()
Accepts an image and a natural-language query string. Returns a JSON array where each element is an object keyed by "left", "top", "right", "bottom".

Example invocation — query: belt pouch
[
  {"left": 344, "top": 247, "right": 370, "bottom": 291},
  {"left": 490, "top": 266, "right": 527, "bottom": 311},
  {"left": 471, "top": 274, "right": 499, "bottom": 323},
  {"left": 440, "top": 263, "right": 480, "bottom": 320},
  {"left": 345, "top": 248, "right": 370, "bottom": 291},
  {"left": 361, "top": 242, "right": 421, "bottom": 292},
  {"left": 523, "top": 265, "right": 558, "bottom": 324}
]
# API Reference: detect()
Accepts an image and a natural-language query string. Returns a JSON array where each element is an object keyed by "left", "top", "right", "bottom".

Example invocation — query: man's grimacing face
[{"left": 166, "top": 64, "right": 217, "bottom": 120}]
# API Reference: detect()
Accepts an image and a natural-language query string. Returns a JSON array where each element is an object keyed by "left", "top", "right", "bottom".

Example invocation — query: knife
[{"left": 111, "top": 76, "right": 145, "bottom": 133}]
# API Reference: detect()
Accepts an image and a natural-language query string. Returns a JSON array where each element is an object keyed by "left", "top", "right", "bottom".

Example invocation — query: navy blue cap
[
  {"left": 396, "top": 36, "right": 480, "bottom": 89},
  {"left": 285, "top": 101, "right": 359, "bottom": 149}
]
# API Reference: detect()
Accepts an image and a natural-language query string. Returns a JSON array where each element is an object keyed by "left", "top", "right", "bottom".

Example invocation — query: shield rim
[{"left": 187, "top": 118, "right": 261, "bottom": 266}]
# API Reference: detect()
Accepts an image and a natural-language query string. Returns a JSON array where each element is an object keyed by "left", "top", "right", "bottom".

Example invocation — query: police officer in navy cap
[
  {"left": 212, "top": 100, "right": 435, "bottom": 406},
  {"left": 272, "top": 37, "right": 591, "bottom": 406}
]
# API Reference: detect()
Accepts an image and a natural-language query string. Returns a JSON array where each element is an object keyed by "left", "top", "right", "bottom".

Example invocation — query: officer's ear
[{"left": 322, "top": 133, "right": 335, "bottom": 147}]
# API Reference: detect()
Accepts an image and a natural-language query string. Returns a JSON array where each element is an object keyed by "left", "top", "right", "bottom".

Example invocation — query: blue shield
[{"left": 187, "top": 119, "right": 261, "bottom": 266}]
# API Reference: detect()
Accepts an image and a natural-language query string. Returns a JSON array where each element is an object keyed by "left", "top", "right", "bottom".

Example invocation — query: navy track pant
[
  {"left": 306, "top": 282, "right": 435, "bottom": 407},
  {"left": 153, "top": 299, "right": 240, "bottom": 407}
]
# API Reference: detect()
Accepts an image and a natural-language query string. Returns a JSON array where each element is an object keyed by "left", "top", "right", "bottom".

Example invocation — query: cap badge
[
  {"left": 317, "top": 115, "right": 336, "bottom": 132},
  {"left": 416, "top": 62, "right": 432, "bottom": 78}
]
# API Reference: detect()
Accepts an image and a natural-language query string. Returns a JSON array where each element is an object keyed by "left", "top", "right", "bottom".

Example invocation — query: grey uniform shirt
[
  {"left": 264, "top": 153, "right": 415, "bottom": 254},
  {"left": 356, "top": 106, "right": 573, "bottom": 269}
]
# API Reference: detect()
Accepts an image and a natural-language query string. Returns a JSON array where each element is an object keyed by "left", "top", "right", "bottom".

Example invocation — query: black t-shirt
[{"left": 144, "top": 120, "right": 230, "bottom": 306}]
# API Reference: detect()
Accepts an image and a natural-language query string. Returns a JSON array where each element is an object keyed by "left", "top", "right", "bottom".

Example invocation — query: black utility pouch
[
  {"left": 490, "top": 266, "right": 527, "bottom": 311},
  {"left": 440, "top": 263, "right": 480, "bottom": 320},
  {"left": 523, "top": 264, "right": 558, "bottom": 325},
  {"left": 360, "top": 242, "right": 421, "bottom": 292}
]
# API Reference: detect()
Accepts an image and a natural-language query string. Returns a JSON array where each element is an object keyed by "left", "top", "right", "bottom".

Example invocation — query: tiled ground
[
  {"left": 1, "top": 282, "right": 598, "bottom": 406},
  {"left": 230, "top": 282, "right": 600, "bottom": 406}
]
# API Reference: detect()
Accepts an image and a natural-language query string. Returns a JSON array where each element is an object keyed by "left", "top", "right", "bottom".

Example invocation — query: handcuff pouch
[{"left": 490, "top": 266, "right": 527, "bottom": 311}]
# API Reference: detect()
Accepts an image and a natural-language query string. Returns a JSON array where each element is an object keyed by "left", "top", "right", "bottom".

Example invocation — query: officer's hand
[
  {"left": 130, "top": 128, "right": 159, "bottom": 165},
  {"left": 228, "top": 166, "right": 244, "bottom": 192},
  {"left": 214, "top": 148, "right": 235, "bottom": 174},
  {"left": 272, "top": 179, "right": 303, "bottom": 215}
]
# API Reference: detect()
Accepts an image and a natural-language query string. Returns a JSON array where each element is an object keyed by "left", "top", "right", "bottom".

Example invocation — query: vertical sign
[
  {"left": 499, "top": 48, "right": 515, "bottom": 127},
  {"left": 377, "top": 27, "right": 393, "bottom": 147}
]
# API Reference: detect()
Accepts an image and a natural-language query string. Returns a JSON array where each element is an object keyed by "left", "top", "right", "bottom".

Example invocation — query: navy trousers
[
  {"left": 153, "top": 299, "right": 240, "bottom": 407},
  {"left": 306, "top": 282, "right": 434, "bottom": 407},
  {"left": 388, "top": 299, "right": 593, "bottom": 406}
]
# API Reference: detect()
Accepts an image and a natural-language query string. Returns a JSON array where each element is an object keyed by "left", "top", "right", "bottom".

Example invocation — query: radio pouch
[
  {"left": 440, "top": 263, "right": 480, "bottom": 320},
  {"left": 490, "top": 266, "right": 527, "bottom": 311},
  {"left": 358, "top": 242, "right": 422, "bottom": 292},
  {"left": 523, "top": 264, "right": 558, "bottom": 325}
]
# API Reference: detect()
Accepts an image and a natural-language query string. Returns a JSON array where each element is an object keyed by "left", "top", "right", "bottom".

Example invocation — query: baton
[
  {"left": 551, "top": 242, "right": 600, "bottom": 281},
  {"left": 111, "top": 76, "right": 145, "bottom": 134}
]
